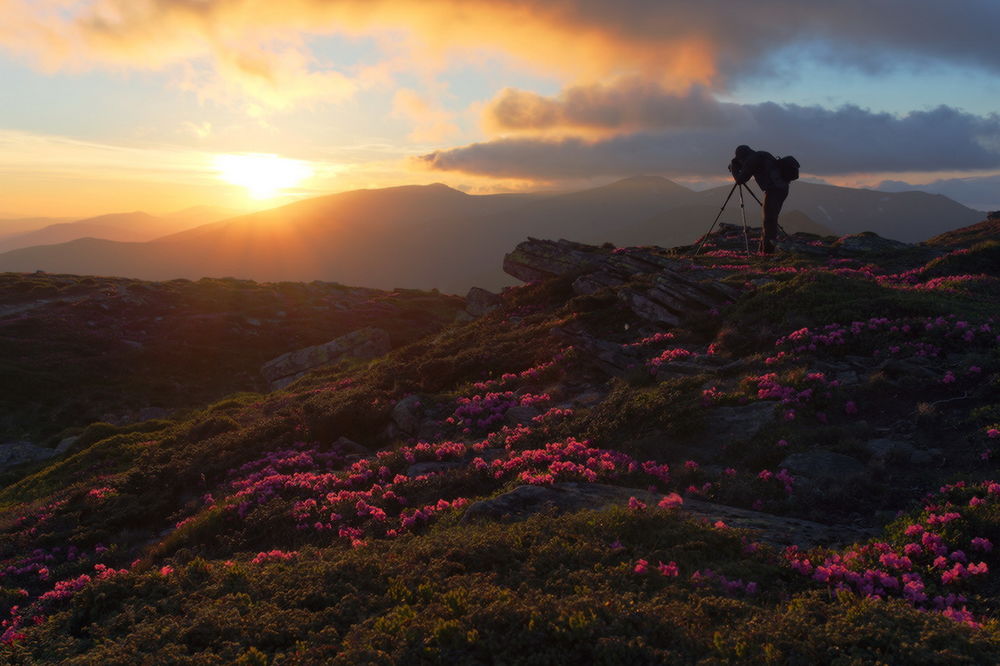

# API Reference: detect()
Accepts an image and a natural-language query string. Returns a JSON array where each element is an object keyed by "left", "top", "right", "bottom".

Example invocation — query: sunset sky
[{"left": 2, "top": 0, "right": 999, "bottom": 217}]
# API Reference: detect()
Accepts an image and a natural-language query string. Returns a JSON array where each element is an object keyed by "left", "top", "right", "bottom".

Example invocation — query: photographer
[{"left": 729, "top": 145, "right": 790, "bottom": 255}]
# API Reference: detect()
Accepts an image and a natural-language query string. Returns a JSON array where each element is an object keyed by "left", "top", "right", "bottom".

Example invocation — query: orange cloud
[
  {"left": 2, "top": 0, "right": 726, "bottom": 109},
  {"left": 4, "top": 2, "right": 1000, "bottom": 117},
  {"left": 391, "top": 89, "right": 461, "bottom": 143}
]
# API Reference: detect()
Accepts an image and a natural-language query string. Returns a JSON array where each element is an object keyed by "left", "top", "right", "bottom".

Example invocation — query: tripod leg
[
  {"left": 739, "top": 185, "right": 751, "bottom": 257},
  {"left": 692, "top": 182, "right": 738, "bottom": 257}
]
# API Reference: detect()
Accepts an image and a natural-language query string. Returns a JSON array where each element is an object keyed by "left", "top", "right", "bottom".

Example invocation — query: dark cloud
[
  {"left": 486, "top": 82, "right": 745, "bottom": 132},
  {"left": 422, "top": 103, "right": 1000, "bottom": 178}
]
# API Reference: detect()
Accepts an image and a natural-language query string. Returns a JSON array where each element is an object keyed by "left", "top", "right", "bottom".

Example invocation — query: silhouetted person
[{"left": 729, "top": 144, "right": 789, "bottom": 254}]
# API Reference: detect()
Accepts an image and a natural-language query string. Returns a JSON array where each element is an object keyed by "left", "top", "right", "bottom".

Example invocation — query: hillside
[
  {"left": 0, "top": 178, "right": 981, "bottom": 293},
  {"left": 0, "top": 274, "right": 463, "bottom": 447},
  {"left": 0, "top": 218, "right": 999, "bottom": 662},
  {"left": 0, "top": 209, "right": 239, "bottom": 254}
]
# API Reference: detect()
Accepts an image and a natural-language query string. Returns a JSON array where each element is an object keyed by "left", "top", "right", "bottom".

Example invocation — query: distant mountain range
[
  {"left": 0, "top": 206, "right": 240, "bottom": 253},
  {"left": 0, "top": 177, "right": 985, "bottom": 293}
]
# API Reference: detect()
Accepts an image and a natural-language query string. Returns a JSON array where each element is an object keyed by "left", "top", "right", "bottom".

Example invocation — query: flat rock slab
[
  {"left": 779, "top": 450, "right": 866, "bottom": 481},
  {"left": 682, "top": 498, "right": 879, "bottom": 549},
  {"left": 462, "top": 481, "right": 876, "bottom": 549},
  {"left": 261, "top": 327, "right": 390, "bottom": 390}
]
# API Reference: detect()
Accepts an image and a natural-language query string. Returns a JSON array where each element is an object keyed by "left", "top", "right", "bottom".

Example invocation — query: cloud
[
  {"left": 421, "top": 103, "right": 1000, "bottom": 178},
  {"left": 391, "top": 89, "right": 461, "bottom": 143},
  {"left": 4, "top": 1, "right": 1000, "bottom": 107},
  {"left": 485, "top": 80, "right": 746, "bottom": 135}
]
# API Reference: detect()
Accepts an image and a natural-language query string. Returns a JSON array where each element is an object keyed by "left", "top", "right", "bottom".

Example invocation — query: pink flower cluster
[
  {"left": 447, "top": 391, "right": 551, "bottom": 432},
  {"left": 633, "top": 558, "right": 680, "bottom": 577},
  {"left": 646, "top": 348, "right": 695, "bottom": 370},
  {"left": 622, "top": 332, "right": 676, "bottom": 349},
  {"left": 86, "top": 487, "right": 117, "bottom": 500},
  {"left": 251, "top": 550, "right": 298, "bottom": 565},
  {"left": 785, "top": 480, "right": 999, "bottom": 627}
]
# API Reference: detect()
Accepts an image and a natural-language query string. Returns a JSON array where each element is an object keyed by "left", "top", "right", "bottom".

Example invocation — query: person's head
[{"left": 735, "top": 145, "right": 753, "bottom": 160}]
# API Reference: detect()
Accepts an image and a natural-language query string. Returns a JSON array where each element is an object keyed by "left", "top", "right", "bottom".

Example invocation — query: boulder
[
  {"left": 704, "top": 402, "right": 777, "bottom": 442},
  {"left": 836, "top": 232, "right": 910, "bottom": 253},
  {"left": 333, "top": 436, "right": 371, "bottom": 457},
  {"left": 465, "top": 287, "right": 501, "bottom": 317},
  {"left": 865, "top": 438, "right": 915, "bottom": 460},
  {"left": 779, "top": 450, "right": 866, "bottom": 481},
  {"left": 0, "top": 441, "right": 58, "bottom": 470},
  {"left": 504, "top": 405, "right": 541, "bottom": 426},
  {"left": 390, "top": 395, "right": 424, "bottom": 436},
  {"left": 463, "top": 482, "right": 660, "bottom": 522},
  {"left": 407, "top": 462, "right": 464, "bottom": 478},
  {"left": 261, "top": 327, "right": 390, "bottom": 390},
  {"left": 503, "top": 238, "right": 607, "bottom": 283}
]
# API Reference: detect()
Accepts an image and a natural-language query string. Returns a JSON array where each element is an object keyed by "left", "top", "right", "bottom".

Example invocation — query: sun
[{"left": 212, "top": 153, "right": 314, "bottom": 200}]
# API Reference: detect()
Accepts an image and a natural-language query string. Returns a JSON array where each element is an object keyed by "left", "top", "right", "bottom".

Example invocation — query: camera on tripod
[{"left": 727, "top": 159, "right": 741, "bottom": 179}]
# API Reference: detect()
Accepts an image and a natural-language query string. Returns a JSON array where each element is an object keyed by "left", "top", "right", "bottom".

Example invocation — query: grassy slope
[{"left": 1, "top": 231, "right": 1000, "bottom": 663}]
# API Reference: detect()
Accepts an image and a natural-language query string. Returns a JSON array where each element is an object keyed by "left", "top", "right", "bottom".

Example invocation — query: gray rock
[
  {"left": 56, "top": 436, "right": 79, "bottom": 454},
  {"left": 653, "top": 360, "right": 709, "bottom": 379},
  {"left": 682, "top": 498, "right": 879, "bottom": 548},
  {"left": 503, "top": 238, "right": 607, "bottom": 283},
  {"left": 504, "top": 405, "right": 541, "bottom": 426},
  {"left": 866, "top": 438, "right": 915, "bottom": 460},
  {"left": 779, "top": 450, "right": 866, "bottom": 481},
  {"left": 463, "top": 482, "right": 660, "bottom": 522},
  {"left": 333, "top": 436, "right": 370, "bottom": 457},
  {"left": 391, "top": 395, "right": 424, "bottom": 436},
  {"left": 836, "top": 232, "right": 910, "bottom": 253},
  {"left": 0, "top": 441, "right": 57, "bottom": 469},
  {"left": 261, "top": 327, "right": 391, "bottom": 390},
  {"left": 617, "top": 289, "right": 681, "bottom": 326},
  {"left": 704, "top": 402, "right": 777, "bottom": 442},
  {"left": 465, "top": 287, "right": 501, "bottom": 317},
  {"left": 909, "top": 448, "right": 940, "bottom": 465},
  {"left": 835, "top": 370, "right": 860, "bottom": 386},
  {"left": 406, "top": 462, "right": 464, "bottom": 478},
  {"left": 572, "top": 391, "right": 606, "bottom": 407},
  {"left": 572, "top": 271, "right": 625, "bottom": 295}
]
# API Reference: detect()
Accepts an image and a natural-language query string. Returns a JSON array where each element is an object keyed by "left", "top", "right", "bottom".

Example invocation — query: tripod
[
  {"left": 692, "top": 182, "right": 753, "bottom": 257},
  {"left": 692, "top": 182, "right": 789, "bottom": 257}
]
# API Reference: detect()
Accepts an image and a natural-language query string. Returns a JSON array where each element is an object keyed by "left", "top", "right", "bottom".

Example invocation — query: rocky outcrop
[
  {"left": 465, "top": 287, "right": 501, "bottom": 317},
  {"left": 502, "top": 238, "right": 607, "bottom": 283},
  {"left": 261, "top": 327, "right": 391, "bottom": 390},
  {"left": 0, "top": 441, "right": 65, "bottom": 471},
  {"left": 779, "top": 450, "right": 866, "bottom": 482},
  {"left": 682, "top": 498, "right": 878, "bottom": 548},
  {"left": 835, "top": 232, "right": 911, "bottom": 253},
  {"left": 390, "top": 395, "right": 424, "bottom": 437},
  {"left": 504, "top": 238, "right": 740, "bottom": 326}
]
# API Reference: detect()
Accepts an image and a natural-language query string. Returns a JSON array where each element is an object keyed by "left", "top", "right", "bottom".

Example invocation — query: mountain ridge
[{"left": 0, "top": 178, "right": 984, "bottom": 292}]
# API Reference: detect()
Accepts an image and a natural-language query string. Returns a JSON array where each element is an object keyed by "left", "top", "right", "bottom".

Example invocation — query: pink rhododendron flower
[
  {"left": 657, "top": 493, "right": 683, "bottom": 509},
  {"left": 657, "top": 561, "right": 679, "bottom": 577}
]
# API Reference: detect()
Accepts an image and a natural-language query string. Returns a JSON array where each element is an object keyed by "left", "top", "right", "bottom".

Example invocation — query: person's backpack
[{"left": 776, "top": 155, "right": 800, "bottom": 182}]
